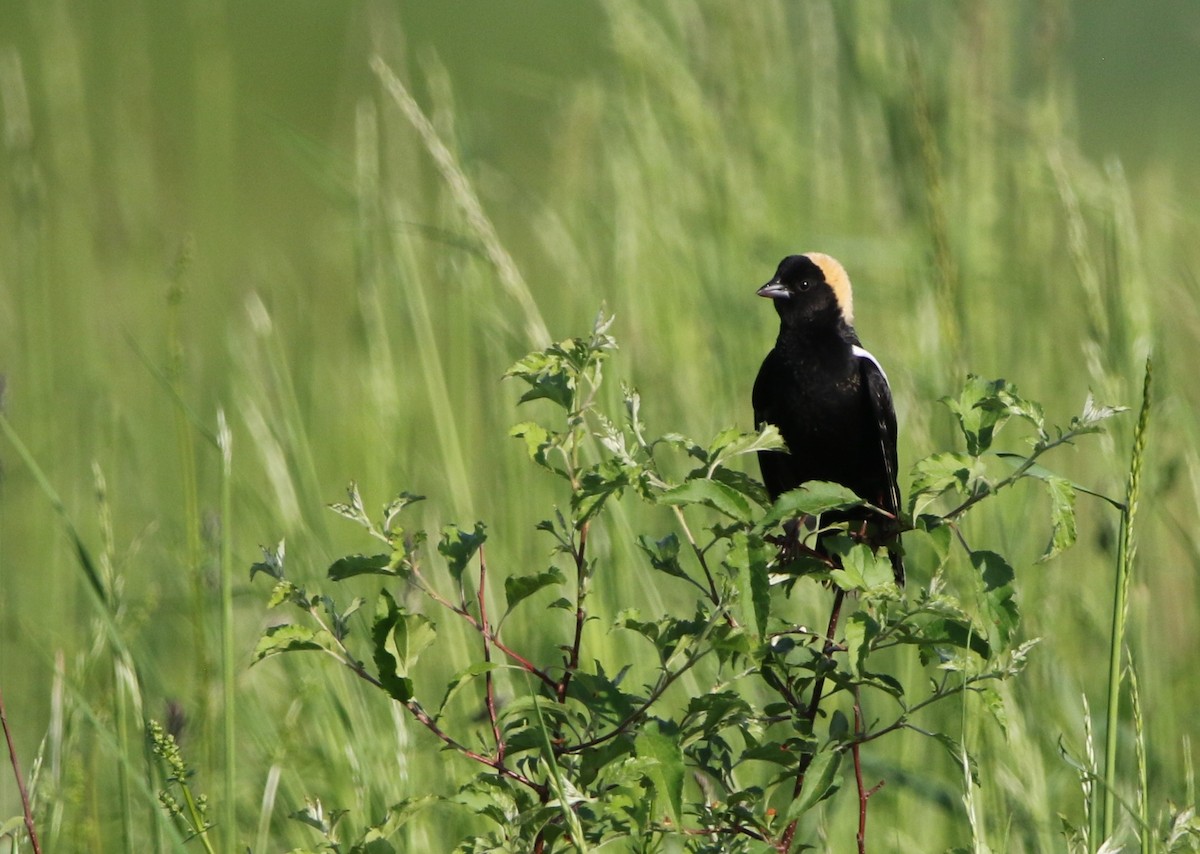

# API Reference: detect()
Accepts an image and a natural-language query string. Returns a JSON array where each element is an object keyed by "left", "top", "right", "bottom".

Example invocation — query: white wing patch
[{"left": 851, "top": 345, "right": 890, "bottom": 386}]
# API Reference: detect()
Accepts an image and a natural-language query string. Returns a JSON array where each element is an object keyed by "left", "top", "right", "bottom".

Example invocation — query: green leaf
[
  {"left": 329, "top": 482, "right": 370, "bottom": 525},
  {"left": 930, "top": 732, "right": 979, "bottom": 785},
  {"left": 659, "top": 479, "right": 754, "bottom": 522},
  {"left": 740, "top": 741, "right": 793, "bottom": 765},
  {"left": 573, "top": 458, "right": 632, "bottom": 523},
  {"left": 435, "top": 661, "right": 502, "bottom": 721},
  {"left": 1072, "top": 392, "right": 1128, "bottom": 431},
  {"left": 250, "top": 540, "right": 286, "bottom": 581},
  {"left": 505, "top": 350, "right": 576, "bottom": 410},
  {"left": 844, "top": 612, "right": 879, "bottom": 679},
  {"left": 252, "top": 624, "right": 337, "bottom": 664},
  {"left": 509, "top": 421, "right": 562, "bottom": 474},
  {"left": 635, "top": 533, "right": 690, "bottom": 582},
  {"left": 706, "top": 424, "right": 785, "bottom": 469},
  {"left": 635, "top": 722, "right": 684, "bottom": 826},
  {"left": 785, "top": 746, "right": 843, "bottom": 819},
  {"left": 972, "top": 551, "right": 1020, "bottom": 646},
  {"left": 359, "top": 796, "right": 437, "bottom": 845},
  {"left": 372, "top": 590, "right": 436, "bottom": 702},
  {"left": 381, "top": 492, "right": 425, "bottom": 533},
  {"left": 438, "top": 522, "right": 487, "bottom": 584},
  {"left": 925, "top": 618, "right": 992, "bottom": 659},
  {"left": 267, "top": 580, "right": 299, "bottom": 608},
  {"left": 504, "top": 568, "right": 566, "bottom": 612},
  {"left": 729, "top": 531, "right": 770, "bottom": 640},
  {"left": 759, "top": 481, "right": 864, "bottom": 528},
  {"left": 909, "top": 453, "right": 973, "bottom": 506},
  {"left": 328, "top": 553, "right": 394, "bottom": 581},
  {"left": 1039, "top": 476, "right": 1077, "bottom": 561},
  {"left": 993, "top": 453, "right": 1124, "bottom": 509},
  {"left": 943, "top": 375, "right": 1010, "bottom": 455}
]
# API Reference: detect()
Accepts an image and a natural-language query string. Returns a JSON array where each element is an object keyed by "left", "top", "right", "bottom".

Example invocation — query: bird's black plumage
[{"left": 753, "top": 253, "right": 904, "bottom": 583}]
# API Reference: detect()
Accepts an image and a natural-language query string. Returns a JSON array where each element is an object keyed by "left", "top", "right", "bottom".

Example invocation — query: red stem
[
  {"left": 477, "top": 547, "right": 505, "bottom": 763},
  {"left": 779, "top": 587, "right": 846, "bottom": 852},
  {"left": 0, "top": 686, "right": 43, "bottom": 854},
  {"left": 557, "top": 521, "right": 589, "bottom": 703}
]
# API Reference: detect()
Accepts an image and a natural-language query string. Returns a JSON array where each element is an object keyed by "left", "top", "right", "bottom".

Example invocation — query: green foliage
[{"left": 250, "top": 319, "right": 1127, "bottom": 851}]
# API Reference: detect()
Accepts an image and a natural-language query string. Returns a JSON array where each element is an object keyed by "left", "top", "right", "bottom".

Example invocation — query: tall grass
[{"left": 2, "top": 2, "right": 1197, "bottom": 850}]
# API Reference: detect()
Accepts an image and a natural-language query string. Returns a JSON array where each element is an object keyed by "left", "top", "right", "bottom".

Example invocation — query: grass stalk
[
  {"left": 1102, "top": 356, "right": 1152, "bottom": 839},
  {"left": 165, "top": 277, "right": 213, "bottom": 769},
  {"left": 217, "top": 410, "right": 237, "bottom": 849}
]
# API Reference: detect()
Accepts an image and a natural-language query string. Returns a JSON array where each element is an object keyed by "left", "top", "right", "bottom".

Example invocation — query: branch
[
  {"left": 478, "top": 548, "right": 504, "bottom": 762},
  {"left": 0, "top": 687, "right": 42, "bottom": 854},
  {"left": 557, "top": 521, "right": 589, "bottom": 703},
  {"left": 780, "top": 587, "right": 846, "bottom": 852}
]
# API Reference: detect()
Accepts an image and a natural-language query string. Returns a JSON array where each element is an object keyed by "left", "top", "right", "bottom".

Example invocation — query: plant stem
[
  {"left": 558, "top": 521, "right": 589, "bottom": 702},
  {"left": 0, "top": 686, "right": 42, "bottom": 854},
  {"left": 780, "top": 587, "right": 846, "bottom": 852},
  {"left": 477, "top": 548, "right": 504, "bottom": 762},
  {"left": 217, "top": 410, "right": 237, "bottom": 850},
  {"left": 1102, "top": 357, "right": 1151, "bottom": 839}
]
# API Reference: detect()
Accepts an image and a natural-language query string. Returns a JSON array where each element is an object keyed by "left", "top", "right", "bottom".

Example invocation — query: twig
[
  {"left": 557, "top": 521, "right": 589, "bottom": 703},
  {"left": 0, "top": 686, "right": 43, "bottom": 854},
  {"left": 310, "top": 602, "right": 545, "bottom": 796},
  {"left": 852, "top": 691, "right": 883, "bottom": 854},
  {"left": 478, "top": 547, "right": 504, "bottom": 762},
  {"left": 410, "top": 564, "right": 558, "bottom": 690},
  {"left": 780, "top": 587, "right": 846, "bottom": 852}
]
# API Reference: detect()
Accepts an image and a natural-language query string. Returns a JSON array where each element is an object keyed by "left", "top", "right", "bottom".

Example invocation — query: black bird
[{"left": 753, "top": 253, "right": 904, "bottom": 584}]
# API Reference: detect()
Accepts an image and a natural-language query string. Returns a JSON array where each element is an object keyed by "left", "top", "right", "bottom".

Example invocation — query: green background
[{"left": 2, "top": 2, "right": 1198, "bottom": 850}]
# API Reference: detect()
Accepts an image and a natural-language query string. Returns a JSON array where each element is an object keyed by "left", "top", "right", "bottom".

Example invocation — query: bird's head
[{"left": 756, "top": 252, "right": 854, "bottom": 327}]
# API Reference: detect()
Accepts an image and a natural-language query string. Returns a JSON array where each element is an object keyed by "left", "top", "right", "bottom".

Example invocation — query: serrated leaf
[
  {"left": 372, "top": 590, "right": 436, "bottom": 702},
  {"left": 844, "top": 612, "right": 879, "bottom": 679},
  {"left": 360, "top": 796, "right": 437, "bottom": 843},
  {"left": 635, "top": 722, "right": 684, "bottom": 825},
  {"left": 504, "top": 568, "right": 566, "bottom": 612},
  {"left": 926, "top": 618, "right": 992, "bottom": 659},
  {"left": 971, "top": 550, "right": 1014, "bottom": 591},
  {"left": 909, "top": 453, "right": 973, "bottom": 505},
  {"left": 729, "top": 531, "right": 770, "bottom": 640},
  {"left": 382, "top": 492, "right": 425, "bottom": 532},
  {"left": 659, "top": 479, "right": 754, "bottom": 522},
  {"left": 573, "top": 458, "right": 632, "bottom": 523},
  {"left": 759, "top": 481, "right": 864, "bottom": 528},
  {"left": 328, "top": 553, "right": 393, "bottom": 581},
  {"left": 993, "top": 453, "right": 1124, "bottom": 509},
  {"left": 943, "top": 376, "right": 1010, "bottom": 455},
  {"left": 435, "top": 661, "right": 502, "bottom": 720},
  {"left": 1039, "top": 476, "right": 1077, "bottom": 562},
  {"left": 329, "top": 482, "right": 369, "bottom": 525},
  {"left": 505, "top": 350, "right": 575, "bottom": 410},
  {"left": 252, "top": 624, "right": 336, "bottom": 664},
  {"left": 740, "top": 741, "right": 793, "bottom": 765},
  {"left": 438, "top": 522, "right": 487, "bottom": 584},
  {"left": 786, "top": 747, "right": 843, "bottom": 819},
  {"left": 931, "top": 732, "right": 979, "bottom": 785},
  {"left": 1075, "top": 392, "right": 1128, "bottom": 429},
  {"left": 267, "top": 580, "right": 299, "bottom": 608},
  {"left": 706, "top": 424, "right": 785, "bottom": 469},
  {"left": 635, "top": 533, "right": 690, "bottom": 582},
  {"left": 250, "top": 540, "right": 286, "bottom": 581},
  {"left": 509, "top": 421, "right": 562, "bottom": 473}
]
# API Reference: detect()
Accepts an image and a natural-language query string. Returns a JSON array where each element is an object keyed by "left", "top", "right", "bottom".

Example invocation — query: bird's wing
[
  {"left": 753, "top": 348, "right": 796, "bottom": 500},
  {"left": 854, "top": 345, "right": 905, "bottom": 584},
  {"left": 852, "top": 345, "right": 900, "bottom": 515}
]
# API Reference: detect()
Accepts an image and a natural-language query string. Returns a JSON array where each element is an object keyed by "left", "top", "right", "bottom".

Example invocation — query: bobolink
[{"left": 753, "top": 253, "right": 904, "bottom": 584}]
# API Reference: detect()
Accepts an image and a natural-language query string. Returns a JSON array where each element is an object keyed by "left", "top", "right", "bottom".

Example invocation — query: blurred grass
[{"left": 1, "top": 1, "right": 1198, "bottom": 850}]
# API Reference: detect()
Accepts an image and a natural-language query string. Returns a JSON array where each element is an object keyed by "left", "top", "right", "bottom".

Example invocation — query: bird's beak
[{"left": 756, "top": 280, "right": 790, "bottom": 300}]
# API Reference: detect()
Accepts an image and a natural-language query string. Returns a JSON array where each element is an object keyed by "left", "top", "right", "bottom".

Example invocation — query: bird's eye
[{"left": 797, "top": 280, "right": 812, "bottom": 292}]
